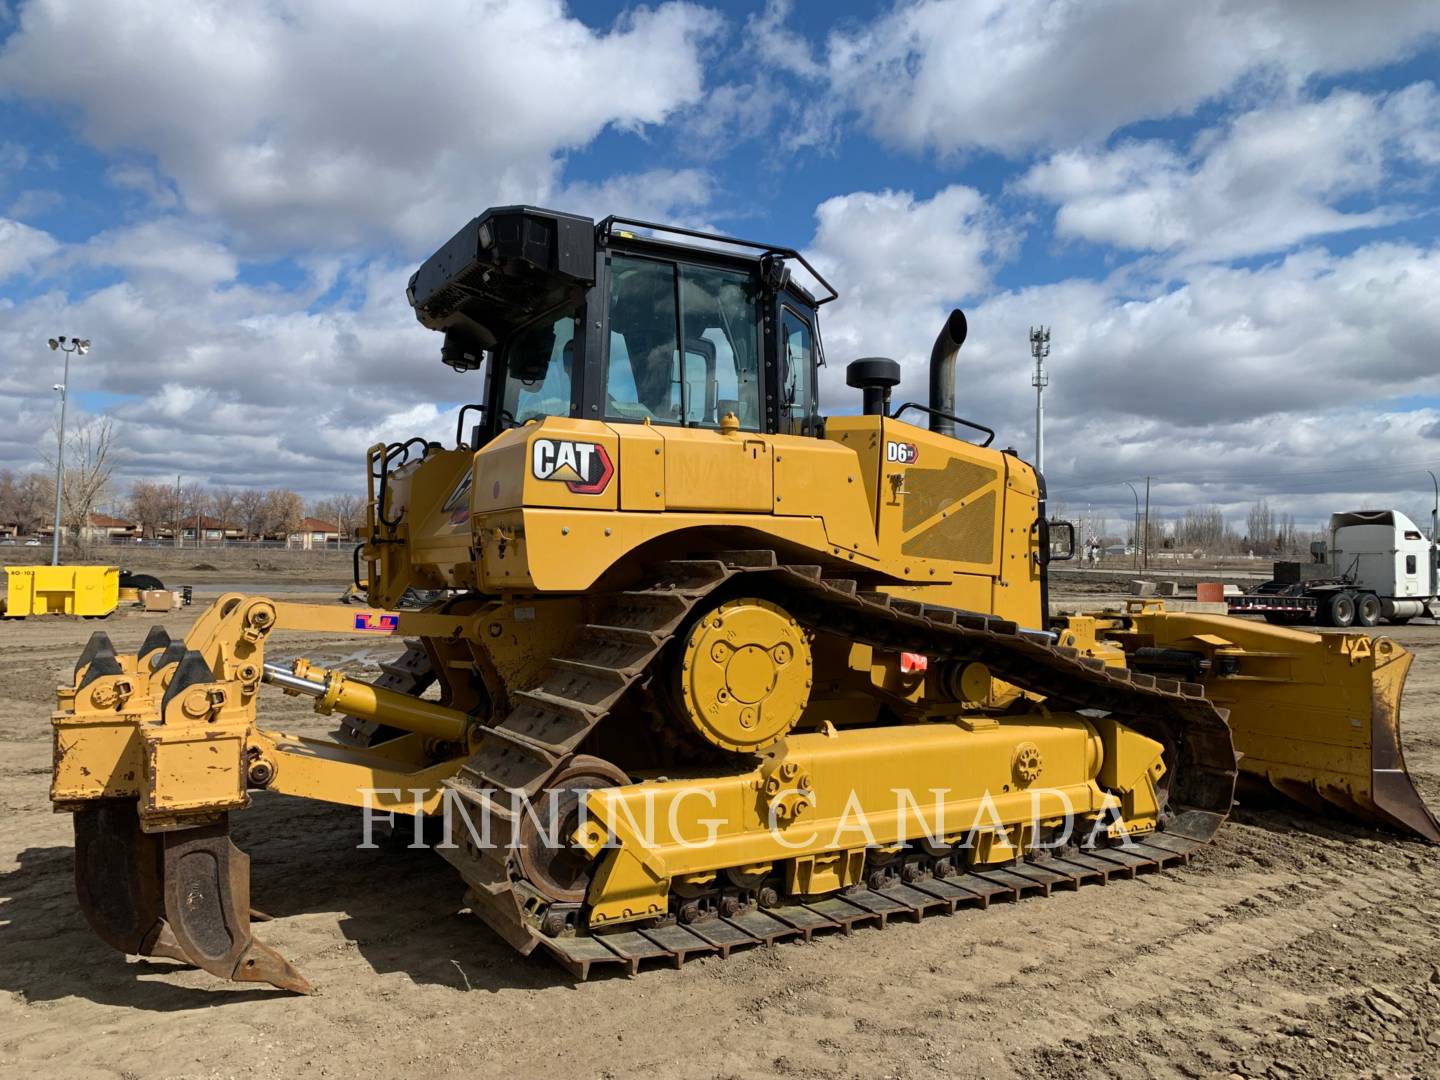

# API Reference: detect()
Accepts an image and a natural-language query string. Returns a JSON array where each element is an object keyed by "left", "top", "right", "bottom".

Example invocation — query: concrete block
[
  {"left": 1157, "top": 581, "right": 1180, "bottom": 596},
  {"left": 1129, "top": 579, "right": 1157, "bottom": 597}
]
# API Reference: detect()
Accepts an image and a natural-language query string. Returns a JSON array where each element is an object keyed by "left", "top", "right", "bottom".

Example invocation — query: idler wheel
[{"left": 515, "top": 756, "right": 629, "bottom": 904}]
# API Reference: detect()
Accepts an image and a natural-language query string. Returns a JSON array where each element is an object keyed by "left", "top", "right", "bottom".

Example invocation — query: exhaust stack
[{"left": 927, "top": 308, "right": 968, "bottom": 437}]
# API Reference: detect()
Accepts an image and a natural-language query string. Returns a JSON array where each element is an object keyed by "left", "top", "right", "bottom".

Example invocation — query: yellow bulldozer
[{"left": 51, "top": 207, "right": 1438, "bottom": 993}]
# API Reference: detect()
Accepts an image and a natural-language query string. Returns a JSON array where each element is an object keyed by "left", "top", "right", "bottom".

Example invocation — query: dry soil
[{"left": 1, "top": 584, "right": 1437, "bottom": 1080}]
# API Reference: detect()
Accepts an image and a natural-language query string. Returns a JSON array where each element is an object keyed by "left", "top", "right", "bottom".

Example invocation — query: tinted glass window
[
  {"left": 780, "top": 308, "right": 815, "bottom": 434},
  {"left": 607, "top": 255, "right": 680, "bottom": 421},
  {"left": 503, "top": 311, "right": 576, "bottom": 424},
  {"left": 682, "top": 265, "right": 761, "bottom": 428},
  {"left": 605, "top": 255, "right": 761, "bottom": 430},
  {"left": 1407, "top": 554, "right": 1418, "bottom": 574}
]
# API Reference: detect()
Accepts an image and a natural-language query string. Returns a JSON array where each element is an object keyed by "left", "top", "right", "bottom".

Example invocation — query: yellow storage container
[{"left": 3, "top": 565, "right": 119, "bottom": 617}]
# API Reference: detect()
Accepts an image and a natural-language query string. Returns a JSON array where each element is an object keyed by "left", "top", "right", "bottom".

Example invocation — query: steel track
[{"left": 434, "top": 550, "right": 1238, "bottom": 975}]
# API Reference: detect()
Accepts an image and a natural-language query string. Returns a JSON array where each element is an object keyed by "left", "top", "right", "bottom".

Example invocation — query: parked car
[
  {"left": 0, "top": 538, "right": 15, "bottom": 546},
  {"left": 23, "top": 538, "right": 42, "bottom": 546}
]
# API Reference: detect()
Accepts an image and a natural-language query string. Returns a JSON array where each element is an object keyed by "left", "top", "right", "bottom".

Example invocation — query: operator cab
[{"left": 408, "top": 206, "right": 836, "bottom": 446}]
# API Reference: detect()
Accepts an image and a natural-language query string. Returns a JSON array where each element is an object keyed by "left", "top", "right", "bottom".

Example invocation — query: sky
[{"left": 1, "top": 0, "right": 1439, "bottom": 533}]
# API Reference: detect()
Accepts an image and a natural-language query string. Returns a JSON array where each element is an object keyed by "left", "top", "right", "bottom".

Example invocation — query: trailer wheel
[
  {"left": 1354, "top": 593, "right": 1381, "bottom": 628},
  {"left": 1321, "top": 591, "right": 1356, "bottom": 628}
]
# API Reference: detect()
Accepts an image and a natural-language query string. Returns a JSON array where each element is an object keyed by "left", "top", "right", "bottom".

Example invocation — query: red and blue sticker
[{"left": 353, "top": 612, "right": 400, "bottom": 633}]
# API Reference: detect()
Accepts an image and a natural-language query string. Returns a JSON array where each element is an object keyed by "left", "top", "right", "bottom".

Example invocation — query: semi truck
[{"left": 1228, "top": 509, "right": 1440, "bottom": 626}]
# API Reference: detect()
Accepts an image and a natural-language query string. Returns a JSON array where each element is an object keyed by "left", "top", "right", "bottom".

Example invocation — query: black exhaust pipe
[{"left": 927, "top": 308, "right": 968, "bottom": 438}]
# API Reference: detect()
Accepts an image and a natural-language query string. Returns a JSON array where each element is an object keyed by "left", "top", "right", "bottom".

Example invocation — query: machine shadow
[
  {"left": 0, "top": 792, "right": 578, "bottom": 1009},
  {"left": 1228, "top": 790, "right": 1430, "bottom": 847},
  {"left": 0, "top": 844, "right": 274, "bottom": 1011},
  {"left": 234, "top": 793, "right": 581, "bottom": 994}
]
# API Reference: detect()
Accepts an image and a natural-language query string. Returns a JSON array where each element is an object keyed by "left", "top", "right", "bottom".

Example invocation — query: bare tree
[
  {"left": 15, "top": 472, "right": 49, "bottom": 534},
  {"left": 309, "top": 493, "right": 363, "bottom": 537},
  {"left": 1245, "top": 499, "right": 1274, "bottom": 554},
  {"left": 179, "top": 482, "right": 210, "bottom": 545},
  {"left": 40, "top": 418, "right": 117, "bottom": 555},
  {"left": 0, "top": 470, "right": 34, "bottom": 533},
  {"left": 331, "top": 493, "right": 364, "bottom": 538},
  {"left": 262, "top": 488, "right": 304, "bottom": 541},
  {"left": 1177, "top": 504, "right": 1229, "bottom": 554},
  {"left": 235, "top": 489, "right": 265, "bottom": 540},
  {"left": 309, "top": 497, "right": 337, "bottom": 527},
  {"left": 211, "top": 489, "right": 239, "bottom": 541},
  {"left": 126, "top": 480, "right": 174, "bottom": 539}
]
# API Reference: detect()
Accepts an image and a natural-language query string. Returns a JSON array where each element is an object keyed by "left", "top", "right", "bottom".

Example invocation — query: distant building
[
  {"left": 80, "top": 513, "right": 141, "bottom": 542},
  {"left": 179, "top": 515, "right": 244, "bottom": 542},
  {"left": 288, "top": 518, "right": 340, "bottom": 549}
]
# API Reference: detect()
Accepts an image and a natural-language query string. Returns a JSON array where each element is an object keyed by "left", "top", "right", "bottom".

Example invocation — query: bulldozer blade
[
  {"left": 1229, "top": 637, "right": 1440, "bottom": 843},
  {"left": 159, "top": 819, "right": 313, "bottom": 994}
]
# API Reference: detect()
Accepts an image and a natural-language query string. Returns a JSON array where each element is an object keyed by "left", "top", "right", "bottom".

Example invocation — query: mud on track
[{"left": 1, "top": 588, "right": 1437, "bottom": 1080}]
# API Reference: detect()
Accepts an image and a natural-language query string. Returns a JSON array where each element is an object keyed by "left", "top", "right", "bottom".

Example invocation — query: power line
[{"left": 1064, "top": 454, "right": 1440, "bottom": 492}]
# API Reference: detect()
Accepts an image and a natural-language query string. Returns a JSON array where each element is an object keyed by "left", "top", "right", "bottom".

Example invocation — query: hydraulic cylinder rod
[{"left": 262, "top": 660, "right": 470, "bottom": 743}]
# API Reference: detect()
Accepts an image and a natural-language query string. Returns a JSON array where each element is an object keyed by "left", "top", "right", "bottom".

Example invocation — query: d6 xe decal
[
  {"left": 886, "top": 440, "right": 919, "bottom": 464},
  {"left": 531, "top": 438, "right": 615, "bottom": 494}
]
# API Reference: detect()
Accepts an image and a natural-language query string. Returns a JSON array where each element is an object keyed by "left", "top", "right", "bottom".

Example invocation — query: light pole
[
  {"left": 1029, "top": 326, "right": 1050, "bottom": 473},
  {"left": 47, "top": 335, "right": 90, "bottom": 565},
  {"left": 1123, "top": 481, "right": 1140, "bottom": 571}
]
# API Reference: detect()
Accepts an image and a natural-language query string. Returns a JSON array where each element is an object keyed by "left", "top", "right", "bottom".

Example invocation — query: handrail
[
  {"left": 597, "top": 215, "right": 838, "bottom": 305},
  {"left": 888, "top": 402, "right": 995, "bottom": 447},
  {"left": 456, "top": 403, "right": 486, "bottom": 449}
]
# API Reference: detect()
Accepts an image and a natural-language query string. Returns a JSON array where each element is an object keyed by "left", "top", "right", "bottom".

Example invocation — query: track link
[
  {"left": 538, "top": 831, "right": 1209, "bottom": 978},
  {"left": 436, "top": 550, "right": 1238, "bottom": 970}
]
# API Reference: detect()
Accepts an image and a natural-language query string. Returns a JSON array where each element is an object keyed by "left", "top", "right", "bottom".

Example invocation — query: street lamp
[
  {"left": 47, "top": 335, "right": 89, "bottom": 565},
  {"left": 1123, "top": 481, "right": 1140, "bottom": 571}
]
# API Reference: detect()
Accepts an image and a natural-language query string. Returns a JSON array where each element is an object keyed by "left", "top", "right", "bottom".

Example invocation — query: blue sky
[{"left": 1, "top": 0, "right": 1439, "bottom": 537}]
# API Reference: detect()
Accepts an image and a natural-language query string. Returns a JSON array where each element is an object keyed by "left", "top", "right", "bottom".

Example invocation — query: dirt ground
[{"left": 1, "top": 583, "right": 1437, "bottom": 1080}]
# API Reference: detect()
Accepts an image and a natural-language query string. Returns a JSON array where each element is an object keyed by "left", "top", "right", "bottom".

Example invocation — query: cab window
[
  {"left": 502, "top": 310, "right": 576, "bottom": 424},
  {"left": 605, "top": 254, "right": 761, "bottom": 429},
  {"left": 780, "top": 307, "right": 816, "bottom": 434}
]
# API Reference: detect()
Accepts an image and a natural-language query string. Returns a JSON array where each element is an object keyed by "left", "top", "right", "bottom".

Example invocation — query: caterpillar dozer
[{"left": 51, "top": 207, "right": 1439, "bottom": 993}]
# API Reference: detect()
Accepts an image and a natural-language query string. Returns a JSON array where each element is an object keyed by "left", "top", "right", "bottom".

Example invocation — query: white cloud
[
  {"left": 0, "top": 0, "right": 724, "bottom": 252},
  {"left": 6, "top": 188, "right": 62, "bottom": 218},
  {"left": 748, "top": 0, "right": 822, "bottom": 80},
  {"left": 0, "top": 216, "right": 57, "bottom": 280},
  {"left": 105, "top": 163, "right": 179, "bottom": 209},
  {"left": 80, "top": 219, "right": 238, "bottom": 285},
  {"left": 1019, "top": 83, "right": 1440, "bottom": 263},
  {"left": 561, "top": 169, "right": 715, "bottom": 227},
  {"left": 0, "top": 141, "right": 29, "bottom": 175},
  {"left": 805, "top": 185, "right": 1019, "bottom": 403},
  {"left": 806, "top": 195, "right": 1440, "bottom": 523},
  {"left": 822, "top": 0, "right": 1440, "bottom": 155},
  {"left": 0, "top": 244, "right": 466, "bottom": 496}
]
